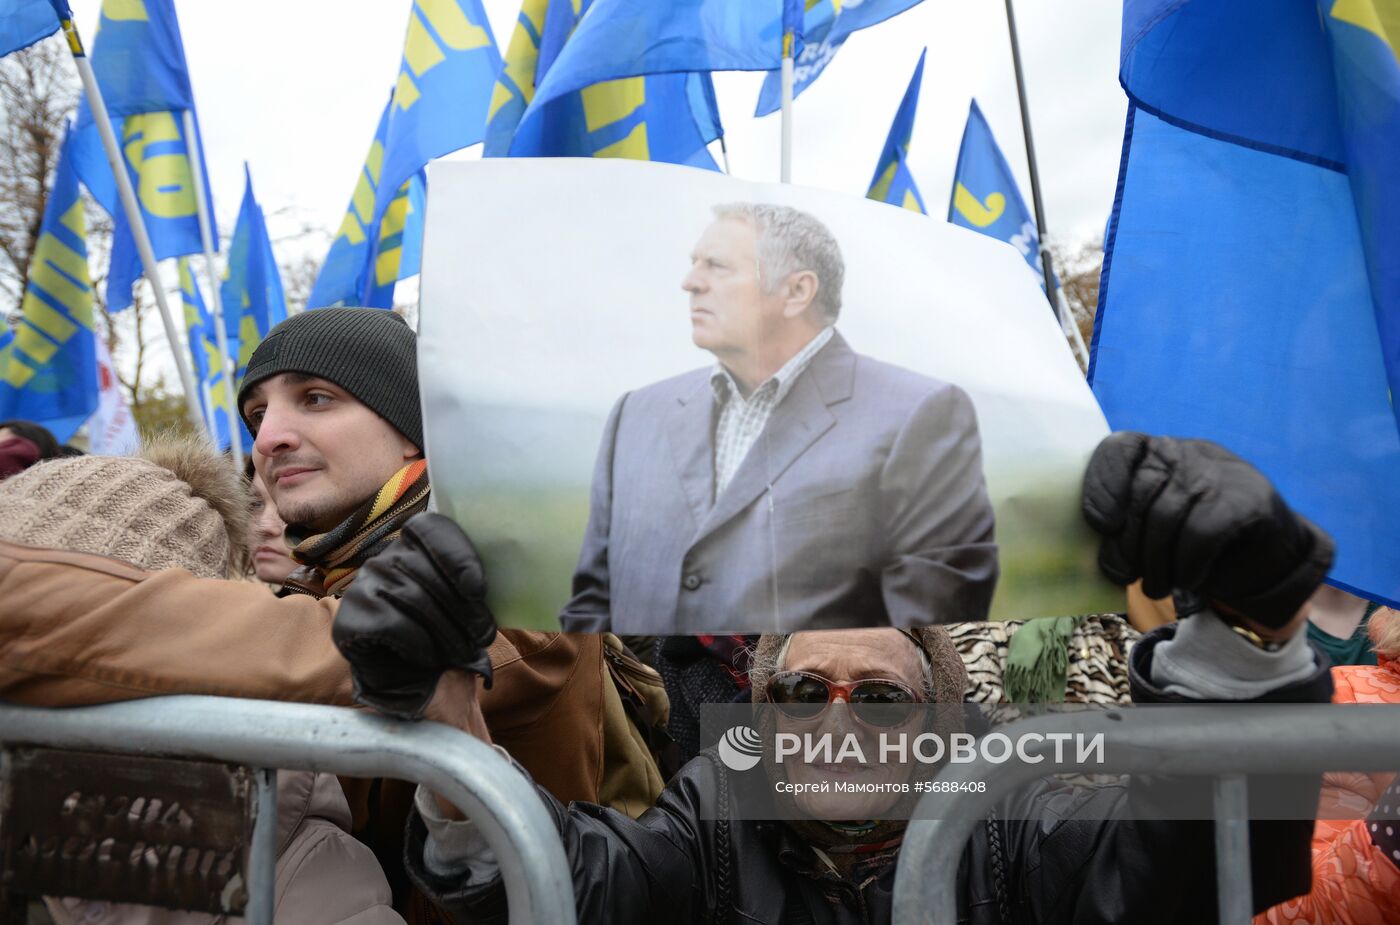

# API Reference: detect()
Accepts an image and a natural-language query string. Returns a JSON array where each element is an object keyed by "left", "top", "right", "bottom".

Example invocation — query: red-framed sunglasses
[{"left": 764, "top": 671, "right": 922, "bottom": 728}]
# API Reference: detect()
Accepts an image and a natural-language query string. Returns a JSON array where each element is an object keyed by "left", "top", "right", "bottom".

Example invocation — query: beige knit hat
[{"left": 0, "top": 432, "right": 252, "bottom": 579}]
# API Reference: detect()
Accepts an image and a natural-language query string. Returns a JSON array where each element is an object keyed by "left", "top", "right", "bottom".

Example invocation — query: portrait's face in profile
[{"left": 682, "top": 217, "right": 783, "bottom": 359}]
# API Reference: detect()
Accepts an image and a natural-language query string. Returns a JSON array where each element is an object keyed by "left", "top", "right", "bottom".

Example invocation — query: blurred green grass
[{"left": 448, "top": 469, "right": 1122, "bottom": 631}]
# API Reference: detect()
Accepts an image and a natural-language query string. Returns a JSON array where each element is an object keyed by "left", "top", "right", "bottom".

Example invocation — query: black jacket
[{"left": 407, "top": 625, "right": 1333, "bottom": 924}]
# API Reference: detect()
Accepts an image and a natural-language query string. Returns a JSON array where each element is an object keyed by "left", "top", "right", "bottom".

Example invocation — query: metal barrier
[
  {"left": 893, "top": 704, "right": 1400, "bottom": 925},
  {"left": 0, "top": 696, "right": 576, "bottom": 925}
]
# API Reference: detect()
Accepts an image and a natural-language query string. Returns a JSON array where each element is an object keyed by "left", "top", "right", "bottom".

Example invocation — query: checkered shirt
[{"left": 710, "top": 326, "right": 835, "bottom": 499}]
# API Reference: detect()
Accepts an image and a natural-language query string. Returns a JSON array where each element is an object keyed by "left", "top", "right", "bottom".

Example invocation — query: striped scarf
[{"left": 280, "top": 459, "right": 431, "bottom": 599}]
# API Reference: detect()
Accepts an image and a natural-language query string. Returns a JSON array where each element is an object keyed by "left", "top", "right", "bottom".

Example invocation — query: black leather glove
[
  {"left": 1082, "top": 432, "right": 1334, "bottom": 629},
  {"left": 332, "top": 512, "right": 498, "bottom": 720}
]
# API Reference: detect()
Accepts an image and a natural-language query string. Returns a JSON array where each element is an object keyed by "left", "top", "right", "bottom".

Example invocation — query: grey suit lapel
[
  {"left": 693, "top": 333, "right": 857, "bottom": 544},
  {"left": 666, "top": 375, "right": 717, "bottom": 527}
]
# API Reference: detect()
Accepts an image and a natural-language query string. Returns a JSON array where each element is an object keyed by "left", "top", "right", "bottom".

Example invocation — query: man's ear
[
  {"left": 404, "top": 439, "right": 423, "bottom": 461},
  {"left": 782, "top": 270, "right": 820, "bottom": 319}
]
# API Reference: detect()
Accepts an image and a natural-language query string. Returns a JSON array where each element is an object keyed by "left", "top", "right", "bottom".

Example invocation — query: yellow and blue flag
[
  {"left": 947, "top": 99, "right": 1053, "bottom": 292},
  {"left": 483, "top": 0, "right": 552, "bottom": 156},
  {"left": 70, "top": 0, "right": 213, "bottom": 312},
  {"left": 365, "top": 172, "right": 424, "bottom": 308},
  {"left": 489, "top": 0, "right": 723, "bottom": 167},
  {"left": 0, "top": 0, "right": 66, "bottom": 57},
  {"left": 1090, "top": 0, "right": 1400, "bottom": 608},
  {"left": 221, "top": 166, "right": 285, "bottom": 384},
  {"left": 179, "top": 257, "right": 240, "bottom": 449},
  {"left": 308, "top": 99, "right": 426, "bottom": 308},
  {"left": 0, "top": 124, "right": 97, "bottom": 442},
  {"left": 866, "top": 49, "right": 926, "bottom": 214},
  {"left": 370, "top": 0, "right": 500, "bottom": 239},
  {"left": 755, "top": 0, "right": 924, "bottom": 116},
  {"left": 530, "top": 0, "right": 803, "bottom": 117}
]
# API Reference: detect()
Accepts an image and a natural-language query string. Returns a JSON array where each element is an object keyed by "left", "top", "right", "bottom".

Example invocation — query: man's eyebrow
[{"left": 242, "top": 372, "right": 327, "bottom": 408}]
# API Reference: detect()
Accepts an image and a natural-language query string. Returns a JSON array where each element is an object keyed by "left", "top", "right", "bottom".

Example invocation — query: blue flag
[
  {"left": 947, "top": 99, "right": 1053, "bottom": 291},
  {"left": 308, "top": 99, "right": 426, "bottom": 309},
  {"left": 531, "top": 0, "right": 802, "bottom": 117},
  {"left": 1089, "top": 0, "right": 1400, "bottom": 608},
  {"left": 222, "top": 166, "right": 286, "bottom": 384},
  {"left": 179, "top": 257, "right": 239, "bottom": 448},
  {"left": 755, "top": 0, "right": 924, "bottom": 116},
  {"left": 370, "top": 0, "right": 500, "bottom": 237},
  {"left": 0, "top": 125, "right": 97, "bottom": 442},
  {"left": 866, "top": 49, "right": 926, "bottom": 213},
  {"left": 491, "top": 0, "right": 722, "bottom": 167},
  {"left": 0, "top": 0, "right": 65, "bottom": 57},
  {"left": 71, "top": 0, "right": 212, "bottom": 311}
]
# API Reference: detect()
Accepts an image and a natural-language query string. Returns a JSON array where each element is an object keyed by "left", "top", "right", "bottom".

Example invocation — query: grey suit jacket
[{"left": 560, "top": 332, "right": 998, "bottom": 634}]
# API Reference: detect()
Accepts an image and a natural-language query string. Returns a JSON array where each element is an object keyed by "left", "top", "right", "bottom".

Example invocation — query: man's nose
[
  {"left": 681, "top": 267, "right": 705, "bottom": 293},
  {"left": 252, "top": 405, "right": 298, "bottom": 458}
]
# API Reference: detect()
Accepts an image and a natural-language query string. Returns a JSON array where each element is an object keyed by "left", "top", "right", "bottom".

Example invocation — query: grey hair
[
  {"left": 750, "top": 634, "right": 936, "bottom": 703},
  {"left": 711, "top": 202, "right": 844, "bottom": 322}
]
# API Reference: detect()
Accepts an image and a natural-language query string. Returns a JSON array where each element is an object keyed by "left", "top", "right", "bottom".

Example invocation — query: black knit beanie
[{"left": 236, "top": 308, "right": 422, "bottom": 449}]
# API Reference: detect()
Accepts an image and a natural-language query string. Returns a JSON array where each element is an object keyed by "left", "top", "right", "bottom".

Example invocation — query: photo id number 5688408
[{"left": 914, "top": 781, "right": 988, "bottom": 794}]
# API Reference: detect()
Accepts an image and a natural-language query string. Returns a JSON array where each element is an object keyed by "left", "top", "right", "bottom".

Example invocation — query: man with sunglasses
[{"left": 334, "top": 432, "right": 1336, "bottom": 923}]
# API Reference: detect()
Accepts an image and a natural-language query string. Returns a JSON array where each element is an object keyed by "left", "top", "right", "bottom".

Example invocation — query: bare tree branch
[{"left": 0, "top": 39, "right": 78, "bottom": 312}]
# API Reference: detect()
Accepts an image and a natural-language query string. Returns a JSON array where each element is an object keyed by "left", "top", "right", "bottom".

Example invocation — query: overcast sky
[{"left": 64, "top": 0, "right": 1127, "bottom": 262}]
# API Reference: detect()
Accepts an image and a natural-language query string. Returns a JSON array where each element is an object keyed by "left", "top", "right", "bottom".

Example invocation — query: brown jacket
[{"left": 0, "top": 539, "right": 606, "bottom": 806}]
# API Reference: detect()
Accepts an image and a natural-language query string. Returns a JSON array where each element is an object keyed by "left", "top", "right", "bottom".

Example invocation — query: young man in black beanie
[{"left": 237, "top": 309, "right": 428, "bottom": 593}]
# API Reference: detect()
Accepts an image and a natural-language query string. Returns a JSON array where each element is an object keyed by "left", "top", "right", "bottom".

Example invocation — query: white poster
[
  {"left": 88, "top": 335, "right": 141, "bottom": 456},
  {"left": 420, "top": 159, "right": 1117, "bottom": 633}
]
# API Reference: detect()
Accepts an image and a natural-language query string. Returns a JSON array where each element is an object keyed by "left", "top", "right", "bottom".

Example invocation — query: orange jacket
[{"left": 1255, "top": 658, "right": 1400, "bottom": 925}]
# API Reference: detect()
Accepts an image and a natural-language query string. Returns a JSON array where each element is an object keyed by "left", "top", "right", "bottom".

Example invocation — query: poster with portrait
[{"left": 419, "top": 158, "right": 1119, "bottom": 632}]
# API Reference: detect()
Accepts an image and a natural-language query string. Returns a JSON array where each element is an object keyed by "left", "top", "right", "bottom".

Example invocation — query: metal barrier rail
[
  {"left": 893, "top": 704, "right": 1400, "bottom": 925},
  {"left": 0, "top": 696, "right": 576, "bottom": 925}
]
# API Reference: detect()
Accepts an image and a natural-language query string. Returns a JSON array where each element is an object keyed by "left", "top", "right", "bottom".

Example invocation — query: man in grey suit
[{"left": 561, "top": 202, "right": 997, "bottom": 634}]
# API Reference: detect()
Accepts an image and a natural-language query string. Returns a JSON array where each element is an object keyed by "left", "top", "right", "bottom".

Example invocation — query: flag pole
[
  {"left": 1055, "top": 286, "right": 1092, "bottom": 369},
  {"left": 55, "top": 14, "right": 206, "bottom": 434},
  {"left": 1003, "top": 0, "right": 1079, "bottom": 358},
  {"left": 780, "top": 29, "right": 794, "bottom": 182},
  {"left": 183, "top": 111, "right": 243, "bottom": 470}
]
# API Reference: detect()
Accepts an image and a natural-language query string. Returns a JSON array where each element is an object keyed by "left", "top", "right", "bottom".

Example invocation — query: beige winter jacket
[{"left": 46, "top": 770, "right": 403, "bottom": 924}]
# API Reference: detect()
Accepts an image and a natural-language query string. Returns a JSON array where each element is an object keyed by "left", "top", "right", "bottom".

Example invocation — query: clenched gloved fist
[
  {"left": 1082, "top": 432, "right": 1334, "bottom": 629},
  {"left": 332, "top": 512, "right": 498, "bottom": 720}
]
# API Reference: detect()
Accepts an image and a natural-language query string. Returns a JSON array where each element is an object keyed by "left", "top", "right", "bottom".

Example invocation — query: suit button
[{"left": 682, "top": 574, "right": 702, "bottom": 591}]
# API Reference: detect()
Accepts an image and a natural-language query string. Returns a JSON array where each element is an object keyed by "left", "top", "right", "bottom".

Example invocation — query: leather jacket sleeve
[
  {"left": 984, "top": 624, "right": 1333, "bottom": 925},
  {"left": 405, "top": 755, "right": 723, "bottom": 925}
]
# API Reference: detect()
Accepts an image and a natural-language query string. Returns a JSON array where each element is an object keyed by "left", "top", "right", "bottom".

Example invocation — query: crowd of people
[{"left": 1, "top": 259, "right": 1397, "bottom": 921}]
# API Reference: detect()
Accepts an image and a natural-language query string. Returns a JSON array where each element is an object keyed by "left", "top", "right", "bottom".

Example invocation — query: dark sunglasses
[{"left": 765, "top": 671, "right": 921, "bottom": 728}]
